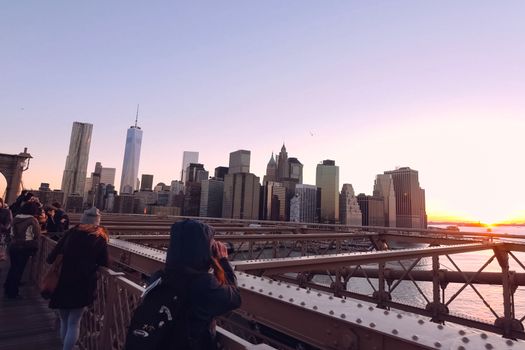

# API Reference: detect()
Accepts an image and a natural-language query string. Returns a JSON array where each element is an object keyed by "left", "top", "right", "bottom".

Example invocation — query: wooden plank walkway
[{"left": 0, "top": 259, "right": 62, "bottom": 350}]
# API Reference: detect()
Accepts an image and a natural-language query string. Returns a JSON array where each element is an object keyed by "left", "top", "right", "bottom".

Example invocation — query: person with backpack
[
  {"left": 46, "top": 207, "right": 109, "bottom": 350},
  {"left": 126, "top": 219, "right": 241, "bottom": 350},
  {"left": 0, "top": 197, "right": 13, "bottom": 261},
  {"left": 3, "top": 201, "right": 41, "bottom": 298}
]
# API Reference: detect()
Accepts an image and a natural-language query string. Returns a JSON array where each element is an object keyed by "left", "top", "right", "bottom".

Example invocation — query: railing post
[
  {"left": 494, "top": 247, "right": 524, "bottom": 338},
  {"left": 99, "top": 273, "right": 120, "bottom": 350},
  {"left": 426, "top": 253, "right": 448, "bottom": 323}
]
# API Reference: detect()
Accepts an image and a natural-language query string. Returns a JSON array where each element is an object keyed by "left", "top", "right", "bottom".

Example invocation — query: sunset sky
[{"left": 1, "top": 1, "right": 524, "bottom": 224}]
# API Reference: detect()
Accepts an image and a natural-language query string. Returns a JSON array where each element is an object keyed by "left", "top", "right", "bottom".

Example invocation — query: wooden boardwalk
[{"left": 0, "top": 260, "right": 62, "bottom": 350}]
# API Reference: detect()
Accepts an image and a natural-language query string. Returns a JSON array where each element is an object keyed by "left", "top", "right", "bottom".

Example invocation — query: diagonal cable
[{"left": 398, "top": 259, "right": 430, "bottom": 304}]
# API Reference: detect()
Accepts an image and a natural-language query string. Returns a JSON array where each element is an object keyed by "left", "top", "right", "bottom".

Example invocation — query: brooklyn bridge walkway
[{"left": 0, "top": 260, "right": 62, "bottom": 350}]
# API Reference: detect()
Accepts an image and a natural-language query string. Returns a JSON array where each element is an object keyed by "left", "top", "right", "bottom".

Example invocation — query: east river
[{"left": 345, "top": 225, "right": 525, "bottom": 324}]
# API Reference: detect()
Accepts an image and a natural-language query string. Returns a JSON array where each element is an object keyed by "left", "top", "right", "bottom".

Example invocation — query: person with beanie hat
[
  {"left": 46, "top": 206, "right": 109, "bottom": 350},
  {"left": 159, "top": 219, "right": 241, "bottom": 349},
  {"left": 80, "top": 207, "right": 101, "bottom": 226}
]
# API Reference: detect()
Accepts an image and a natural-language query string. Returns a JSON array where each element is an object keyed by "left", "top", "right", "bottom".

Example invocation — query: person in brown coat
[{"left": 47, "top": 207, "right": 109, "bottom": 350}]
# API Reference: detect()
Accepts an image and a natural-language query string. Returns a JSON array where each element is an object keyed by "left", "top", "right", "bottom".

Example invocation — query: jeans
[
  {"left": 3, "top": 246, "right": 32, "bottom": 298},
  {"left": 58, "top": 308, "right": 85, "bottom": 350}
]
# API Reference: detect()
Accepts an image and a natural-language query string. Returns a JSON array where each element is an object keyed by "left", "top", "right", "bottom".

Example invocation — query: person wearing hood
[
  {"left": 3, "top": 201, "right": 41, "bottom": 298},
  {"left": 163, "top": 219, "right": 241, "bottom": 349},
  {"left": 46, "top": 207, "right": 109, "bottom": 350}
]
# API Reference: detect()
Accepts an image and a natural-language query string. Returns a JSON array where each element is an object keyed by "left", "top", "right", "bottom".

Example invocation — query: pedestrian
[
  {"left": 0, "top": 197, "right": 13, "bottom": 261},
  {"left": 46, "top": 207, "right": 109, "bottom": 350},
  {"left": 164, "top": 219, "right": 241, "bottom": 349},
  {"left": 52, "top": 202, "right": 70, "bottom": 233},
  {"left": 9, "top": 191, "right": 34, "bottom": 217},
  {"left": 3, "top": 201, "right": 41, "bottom": 298}
]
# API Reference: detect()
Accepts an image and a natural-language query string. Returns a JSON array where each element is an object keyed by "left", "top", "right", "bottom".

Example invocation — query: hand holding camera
[{"left": 212, "top": 241, "right": 229, "bottom": 259}]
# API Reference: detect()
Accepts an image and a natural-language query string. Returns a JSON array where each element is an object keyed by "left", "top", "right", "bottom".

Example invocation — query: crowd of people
[{"left": 0, "top": 191, "right": 241, "bottom": 350}]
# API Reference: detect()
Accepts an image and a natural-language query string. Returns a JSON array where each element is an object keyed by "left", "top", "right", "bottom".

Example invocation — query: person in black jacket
[
  {"left": 46, "top": 207, "right": 109, "bottom": 350},
  {"left": 164, "top": 219, "right": 241, "bottom": 349},
  {"left": 0, "top": 197, "right": 13, "bottom": 260}
]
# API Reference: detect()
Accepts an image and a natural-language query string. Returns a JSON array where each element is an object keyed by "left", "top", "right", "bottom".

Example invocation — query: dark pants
[{"left": 4, "top": 246, "right": 33, "bottom": 298}]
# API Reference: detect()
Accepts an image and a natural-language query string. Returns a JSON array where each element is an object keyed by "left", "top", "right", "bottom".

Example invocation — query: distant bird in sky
[{"left": 309, "top": 131, "right": 314, "bottom": 136}]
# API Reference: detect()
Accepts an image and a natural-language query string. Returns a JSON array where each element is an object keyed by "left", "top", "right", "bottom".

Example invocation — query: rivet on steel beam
[
  {"left": 340, "top": 314, "right": 346, "bottom": 319},
  {"left": 313, "top": 306, "right": 318, "bottom": 310},
  {"left": 317, "top": 293, "right": 322, "bottom": 297},
  {"left": 278, "top": 282, "right": 282, "bottom": 285},
  {"left": 296, "top": 287, "right": 300, "bottom": 291},
  {"left": 286, "top": 285, "right": 291, "bottom": 288},
  {"left": 412, "top": 335, "right": 418, "bottom": 341},
  {"left": 278, "top": 295, "right": 283, "bottom": 299},
  {"left": 480, "top": 333, "right": 488, "bottom": 340},
  {"left": 269, "top": 280, "right": 273, "bottom": 284},
  {"left": 369, "top": 322, "right": 376, "bottom": 328},
  {"left": 357, "top": 303, "right": 363, "bottom": 308},
  {"left": 384, "top": 310, "right": 389, "bottom": 315},
  {"left": 269, "top": 292, "right": 273, "bottom": 296},
  {"left": 485, "top": 344, "right": 493, "bottom": 350},
  {"left": 253, "top": 276, "right": 256, "bottom": 279},
  {"left": 329, "top": 310, "right": 334, "bottom": 315},
  {"left": 356, "top": 318, "right": 362, "bottom": 324},
  {"left": 241, "top": 284, "right": 246, "bottom": 287},
  {"left": 434, "top": 342, "right": 441, "bottom": 348},
  {"left": 392, "top": 329, "right": 398, "bottom": 335},
  {"left": 306, "top": 290, "right": 311, "bottom": 294},
  {"left": 300, "top": 302, "right": 305, "bottom": 306},
  {"left": 506, "top": 340, "right": 514, "bottom": 346},
  {"left": 438, "top": 325, "right": 444, "bottom": 330},
  {"left": 329, "top": 296, "right": 333, "bottom": 300},
  {"left": 250, "top": 286, "right": 254, "bottom": 290},
  {"left": 459, "top": 330, "right": 466, "bottom": 336},
  {"left": 341, "top": 299, "right": 346, "bottom": 303},
  {"left": 462, "top": 337, "right": 469, "bottom": 343},
  {"left": 418, "top": 320, "right": 424, "bottom": 325},
  {"left": 259, "top": 289, "right": 263, "bottom": 292},
  {"left": 397, "top": 314, "right": 402, "bottom": 319},
  {"left": 368, "top": 306, "right": 374, "bottom": 311},
  {"left": 289, "top": 298, "right": 294, "bottom": 302},
  {"left": 458, "top": 346, "right": 466, "bottom": 350}
]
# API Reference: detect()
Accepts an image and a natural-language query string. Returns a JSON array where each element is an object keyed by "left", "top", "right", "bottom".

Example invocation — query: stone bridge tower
[{"left": 0, "top": 148, "right": 32, "bottom": 204}]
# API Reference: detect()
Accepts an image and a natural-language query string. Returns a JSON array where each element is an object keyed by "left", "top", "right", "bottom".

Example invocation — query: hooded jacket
[
  {"left": 164, "top": 220, "right": 241, "bottom": 349},
  {"left": 47, "top": 224, "right": 109, "bottom": 309}
]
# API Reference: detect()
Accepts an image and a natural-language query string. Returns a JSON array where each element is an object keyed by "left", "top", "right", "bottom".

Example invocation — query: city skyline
[{"left": 1, "top": 2, "right": 524, "bottom": 224}]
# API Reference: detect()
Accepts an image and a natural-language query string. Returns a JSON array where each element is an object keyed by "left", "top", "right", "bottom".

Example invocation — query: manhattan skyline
[{"left": 1, "top": 1, "right": 524, "bottom": 224}]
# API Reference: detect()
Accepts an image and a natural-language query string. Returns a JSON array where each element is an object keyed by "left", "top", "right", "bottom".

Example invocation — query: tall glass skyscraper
[
  {"left": 316, "top": 159, "right": 340, "bottom": 223},
  {"left": 119, "top": 119, "right": 143, "bottom": 194},
  {"left": 181, "top": 151, "right": 199, "bottom": 183},
  {"left": 61, "top": 121, "right": 93, "bottom": 200}
]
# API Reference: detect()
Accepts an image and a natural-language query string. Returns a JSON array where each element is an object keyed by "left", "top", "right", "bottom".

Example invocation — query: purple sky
[{"left": 1, "top": 1, "right": 524, "bottom": 223}]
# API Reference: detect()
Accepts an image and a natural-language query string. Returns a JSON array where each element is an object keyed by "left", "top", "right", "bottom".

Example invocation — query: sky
[{"left": 1, "top": 1, "right": 524, "bottom": 224}]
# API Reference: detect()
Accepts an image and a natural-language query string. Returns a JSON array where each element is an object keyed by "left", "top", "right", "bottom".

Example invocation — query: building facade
[
  {"left": 200, "top": 179, "right": 224, "bottom": 218},
  {"left": 290, "top": 184, "right": 319, "bottom": 223},
  {"left": 120, "top": 121, "right": 143, "bottom": 194},
  {"left": 373, "top": 174, "right": 397, "bottom": 227},
  {"left": 181, "top": 151, "right": 199, "bottom": 183},
  {"left": 316, "top": 160, "right": 339, "bottom": 223},
  {"left": 357, "top": 194, "right": 385, "bottom": 227},
  {"left": 140, "top": 174, "right": 154, "bottom": 191},
  {"left": 61, "top": 122, "right": 93, "bottom": 201},
  {"left": 384, "top": 167, "right": 427, "bottom": 229},
  {"left": 339, "top": 184, "right": 362, "bottom": 226},
  {"left": 228, "top": 150, "right": 250, "bottom": 174},
  {"left": 222, "top": 172, "right": 260, "bottom": 220}
]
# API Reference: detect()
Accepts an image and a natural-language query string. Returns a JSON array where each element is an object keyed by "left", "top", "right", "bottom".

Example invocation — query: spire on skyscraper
[{"left": 135, "top": 104, "right": 139, "bottom": 128}]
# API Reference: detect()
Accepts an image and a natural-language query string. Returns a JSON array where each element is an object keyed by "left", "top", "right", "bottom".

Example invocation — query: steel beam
[{"left": 234, "top": 243, "right": 503, "bottom": 275}]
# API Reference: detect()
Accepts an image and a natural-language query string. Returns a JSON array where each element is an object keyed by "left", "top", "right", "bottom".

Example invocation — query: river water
[{"left": 343, "top": 225, "right": 525, "bottom": 324}]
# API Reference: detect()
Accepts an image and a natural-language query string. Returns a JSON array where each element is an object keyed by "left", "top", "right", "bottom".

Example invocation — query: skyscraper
[
  {"left": 373, "top": 174, "right": 397, "bottom": 227},
  {"left": 339, "top": 184, "right": 362, "bottom": 226},
  {"left": 263, "top": 153, "right": 277, "bottom": 184},
  {"left": 228, "top": 150, "right": 250, "bottom": 174},
  {"left": 316, "top": 160, "right": 339, "bottom": 223},
  {"left": 140, "top": 174, "right": 154, "bottom": 191},
  {"left": 357, "top": 193, "right": 385, "bottom": 227},
  {"left": 288, "top": 157, "right": 303, "bottom": 184},
  {"left": 290, "top": 184, "right": 319, "bottom": 223},
  {"left": 384, "top": 167, "right": 427, "bottom": 229},
  {"left": 200, "top": 179, "right": 224, "bottom": 218},
  {"left": 61, "top": 122, "right": 93, "bottom": 200},
  {"left": 120, "top": 112, "right": 143, "bottom": 194},
  {"left": 181, "top": 151, "right": 199, "bottom": 183},
  {"left": 100, "top": 167, "right": 116, "bottom": 186},
  {"left": 276, "top": 144, "right": 289, "bottom": 180},
  {"left": 222, "top": 150, "right": 260, "bottom": 219}
]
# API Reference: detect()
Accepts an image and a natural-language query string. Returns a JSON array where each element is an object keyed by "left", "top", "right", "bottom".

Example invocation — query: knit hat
[{"left": 80, "top": 207, "right": 101, "bottom": 226}]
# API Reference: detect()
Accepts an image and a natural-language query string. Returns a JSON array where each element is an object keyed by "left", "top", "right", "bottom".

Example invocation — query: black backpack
[{"left": 125, "top": 271, "right": 188, "bottom": 350}]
